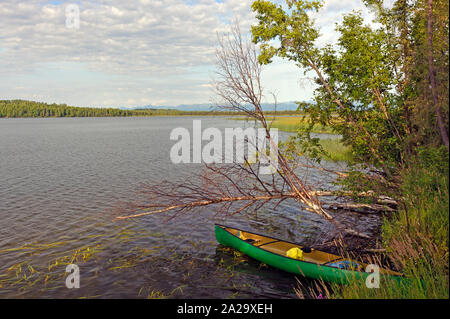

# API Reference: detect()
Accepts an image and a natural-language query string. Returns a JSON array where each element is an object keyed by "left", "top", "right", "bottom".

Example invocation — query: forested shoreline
[{"left": 0, "top": 100, "right": 299, "bottom": 118}]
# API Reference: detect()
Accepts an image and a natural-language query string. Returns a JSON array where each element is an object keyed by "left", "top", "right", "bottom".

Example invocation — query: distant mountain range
[{"left": 121, "top": 101, "right": 307, "bottom": 112}]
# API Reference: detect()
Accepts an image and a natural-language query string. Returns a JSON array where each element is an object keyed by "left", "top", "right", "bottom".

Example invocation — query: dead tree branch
[{"left": 116, "top": 22, "right": 370, "bottom": 239}]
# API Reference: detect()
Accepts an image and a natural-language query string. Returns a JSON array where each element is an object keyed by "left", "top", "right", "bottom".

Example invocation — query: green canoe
[{"left": 215, "top": 224, "right": 405, "bottom": 285}]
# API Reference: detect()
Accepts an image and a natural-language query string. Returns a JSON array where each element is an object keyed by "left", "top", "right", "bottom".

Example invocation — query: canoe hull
[{"left": 215, "top": 225, "right": 401, "bottom": 285}]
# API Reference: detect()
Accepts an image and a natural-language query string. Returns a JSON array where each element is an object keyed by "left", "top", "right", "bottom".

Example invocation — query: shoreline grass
[
  {"left": 318, "top": 139, "right": 353, "bottom": 162},
  {"left": 229, "top": 116, "right": 352, "bottom": 162},
  {"left": 229, "top": 115, "right": 335, "bottom": 134},
  {"left": 326, "top": 147, "right": 449, "bottom": 299}
]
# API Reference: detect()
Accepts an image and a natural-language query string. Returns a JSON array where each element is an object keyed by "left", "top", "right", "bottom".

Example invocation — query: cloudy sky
[{"left": 0, "top": 0, "right": 375, "bottom": 108}]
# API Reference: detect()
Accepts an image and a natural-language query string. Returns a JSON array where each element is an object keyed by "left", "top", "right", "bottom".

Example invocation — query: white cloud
[
  {"left": 0, "top": 0, "right": 256, "bottom": 75},
  {"left": 312, "top": 0, "right": 377, "bottom": 47},
  {"left": 0, "top": 0, "right": 372, "bottom": 107}
]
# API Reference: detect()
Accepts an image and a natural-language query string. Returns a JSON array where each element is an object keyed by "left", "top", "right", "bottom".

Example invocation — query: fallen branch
[
  {"left": 322, "top": 202, "right": 396, "bottom": 213},
  {"left": 310, "top": 190, "right": 398, "bottom": 207},
  {"left": 115, "top": 193, "right": 295, "bottom": 220}
]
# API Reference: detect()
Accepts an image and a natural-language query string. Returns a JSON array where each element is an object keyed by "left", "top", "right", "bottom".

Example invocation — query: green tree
[{"left": 251, "top": 0, "right": 448, "bottom": 178}]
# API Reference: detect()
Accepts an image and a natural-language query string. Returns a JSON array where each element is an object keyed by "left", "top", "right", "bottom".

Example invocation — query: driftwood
[
  {"left": 310, "top": 190, "right": 398, "bottom": 207},
  {"left": 307, "top": 190, "right": 398, "bottom": 213},
  {"left": 323, "top": 202, "right": 396, "bottom": 213}
]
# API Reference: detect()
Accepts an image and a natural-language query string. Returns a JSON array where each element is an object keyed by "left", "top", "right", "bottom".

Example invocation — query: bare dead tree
[{"left": 116, "top": 23, "right": 370, "bottom": 239}]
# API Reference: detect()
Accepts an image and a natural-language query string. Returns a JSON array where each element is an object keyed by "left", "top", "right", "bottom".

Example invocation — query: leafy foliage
[{"left": 251, "top": 0, "right": 449, "bottom": 175}]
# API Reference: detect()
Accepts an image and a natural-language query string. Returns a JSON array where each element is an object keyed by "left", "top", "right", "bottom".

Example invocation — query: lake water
[{"left": 0, "top": 117, "right": 381, "bottom": 298}]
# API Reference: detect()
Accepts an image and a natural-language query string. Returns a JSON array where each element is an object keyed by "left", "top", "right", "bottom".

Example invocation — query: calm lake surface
[{"left": 0, "top": 117, "right": 380, "bottom": 298}]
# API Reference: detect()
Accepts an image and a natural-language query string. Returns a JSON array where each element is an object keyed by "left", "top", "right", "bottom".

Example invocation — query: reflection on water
[{"left": 0, "top": 117, "right": 381, "bottom": 298}]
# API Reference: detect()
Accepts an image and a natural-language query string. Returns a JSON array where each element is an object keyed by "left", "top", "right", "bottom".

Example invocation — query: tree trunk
[{"left": 427, "top": 0, "right": 449, "bottom": 150}]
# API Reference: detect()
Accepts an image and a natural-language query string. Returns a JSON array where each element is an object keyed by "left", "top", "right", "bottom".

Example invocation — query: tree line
[{"left": 0, "top": 100, "right": 300, "bottom": 118}]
